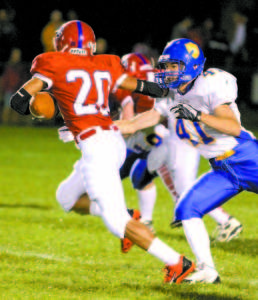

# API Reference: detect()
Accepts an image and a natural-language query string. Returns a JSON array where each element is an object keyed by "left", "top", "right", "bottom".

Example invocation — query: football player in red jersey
[{"left": 10, "top": 20, "right": 195, "bottom": 283}]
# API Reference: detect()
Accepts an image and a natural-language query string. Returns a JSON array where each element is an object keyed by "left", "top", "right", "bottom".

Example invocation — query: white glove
[{"left": 58, "top": 126, "right": 74, "bottom": 143}]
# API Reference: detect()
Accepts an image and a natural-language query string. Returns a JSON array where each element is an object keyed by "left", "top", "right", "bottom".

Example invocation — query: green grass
[{"left": 0, "top": 125, "right": 257, "bottom": 300}]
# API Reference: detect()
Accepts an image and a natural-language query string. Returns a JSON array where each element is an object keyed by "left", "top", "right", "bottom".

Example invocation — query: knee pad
[{"left": 131, "top": 159, "right": 157, "bottom": 190}]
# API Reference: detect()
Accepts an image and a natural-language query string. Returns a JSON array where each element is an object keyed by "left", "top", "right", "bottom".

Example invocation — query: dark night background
[
  {"left": 1, "top": 0, "right": 239, "bottom": 60},
  {"left": 1, "top": 0, "right": 258, "bottom": 114}
]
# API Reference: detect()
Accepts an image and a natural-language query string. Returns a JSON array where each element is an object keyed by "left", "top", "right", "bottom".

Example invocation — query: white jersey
[{"left": 155, "top": 68, "right": 247, "bottom": 159}]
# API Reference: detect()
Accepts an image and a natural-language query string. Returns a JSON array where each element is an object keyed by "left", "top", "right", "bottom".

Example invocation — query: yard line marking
[{"left": 0, "top": 247, "right": 99, "bottom": 265}]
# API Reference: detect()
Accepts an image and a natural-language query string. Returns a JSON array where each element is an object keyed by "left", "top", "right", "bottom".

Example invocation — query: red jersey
[
  {"left": 112, "top": 69, "right": 155, "bottom": 114},
  {"left": 30, "top": 52, "right": 127, "bottom": 136}
]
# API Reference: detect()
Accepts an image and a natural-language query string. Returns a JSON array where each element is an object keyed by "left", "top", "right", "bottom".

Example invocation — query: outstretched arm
[
  {"left": 119, "top": 76, "right": 169, "bottom": 98},
  {"left": 115, "top": 108, "right": 162, "bottom": 135}
]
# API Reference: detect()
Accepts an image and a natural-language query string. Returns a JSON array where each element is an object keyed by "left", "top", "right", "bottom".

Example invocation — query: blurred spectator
[
  {"left": 41, "top": 10, "right": 64, "bottom": 52},
  {"left": 192, "top": 17, "right": 230, "bottom": 69},
  {"left": 226, "top": 10, "right": 248, "bottom": 66},
  {"left": 0, "top": 48, "right": 30, "bottom": 124},
  {"left": 66, "top": 9, "right": 79, "bottom": 21},
  {"left": 222, "top": 9, "right": 250, "bottom": 104},
  {"left": 96, "top": 37, "right": 108, "bottom": 54},
  {"left": 0, "top": 8, "right": 18, "bottom": 69},
  {"left": 170, "top": 16, "right": 194, "bottom": 40},
  {"left": 187, "top": 18, "right": 214, "bottom": 50}
]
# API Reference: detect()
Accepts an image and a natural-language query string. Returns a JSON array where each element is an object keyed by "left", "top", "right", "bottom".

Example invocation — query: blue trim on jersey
[
  {"left": 235, "top": 129, "right": 255, "bottom": 145},
  {"left": 76, "top": 21, "right": 83, "bottom": 48},
  {"left": 175, "top": 138, "right": 258, "bottom": 220}
]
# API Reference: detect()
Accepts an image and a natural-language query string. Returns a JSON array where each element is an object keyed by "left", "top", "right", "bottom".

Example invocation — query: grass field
[{"left": 0, "top": 125, "right": 257, "bottom": 300}]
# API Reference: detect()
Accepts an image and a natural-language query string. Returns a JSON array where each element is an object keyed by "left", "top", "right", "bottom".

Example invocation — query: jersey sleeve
[
  {"left": 208, "top": 69, "right": 238, "bottom": 111},
  {"left": 30, "top": 53, "right": 56, "bottom": 89}
]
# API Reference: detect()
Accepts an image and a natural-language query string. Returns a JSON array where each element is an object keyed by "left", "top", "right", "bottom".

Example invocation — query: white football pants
[{"left": 57, "top": 128, "right": 131, "bottom": 238}]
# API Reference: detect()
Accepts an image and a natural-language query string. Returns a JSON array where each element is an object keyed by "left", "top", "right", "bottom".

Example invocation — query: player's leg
[
  {"left": 120, "top": 149, "right": 157, "bottom": 230},
  {"left": 79, "top": 130, "right": 195, "bottom": 283},
  {"left": 175, "top": 170, "right": 240, "bottom": 283},
  {"left": 56, "top": 158, "right": 101, "bottom": 216},
  {"left": 124, "top": 214, "right": 195, "bottom": 284},
  {"left": 167, "top": 137, "right": 242, "bottom": 239},
  {"left": 137, "top": 182, "right": 156, "bottom": 230},
  {"left": 130, "top": 157, "right": 158, "bottom": 230}
]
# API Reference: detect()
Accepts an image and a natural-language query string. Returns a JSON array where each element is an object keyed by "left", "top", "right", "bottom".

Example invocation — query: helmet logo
[{"left": 185, "top": 42, "right": 200, "bottom": 59}]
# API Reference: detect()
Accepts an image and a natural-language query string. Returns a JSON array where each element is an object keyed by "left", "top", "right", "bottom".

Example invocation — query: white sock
[
  {"left": 147, "top": 237, "right": 180, "bottom": 265},
  {"left": 208, "top": 207, "right": 230, "bottom": 225},
  {"left": 137, "top": 184, "right": 157, "bottom": 222},
  {"left": 183, "top": 218, "right": 215, "bottom": 268},
  {"left": 89, "top": 201, "right": 101, "bottom": 216}
]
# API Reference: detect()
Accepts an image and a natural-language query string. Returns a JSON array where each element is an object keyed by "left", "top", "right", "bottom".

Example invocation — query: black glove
[{"left": 170, "top": 103, "right": 201, "bottom": 122}]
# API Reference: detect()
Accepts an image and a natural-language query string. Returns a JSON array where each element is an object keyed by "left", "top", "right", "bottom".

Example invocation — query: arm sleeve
[{"left": 135, "top": 80, "right": 169, "bottom": 98}]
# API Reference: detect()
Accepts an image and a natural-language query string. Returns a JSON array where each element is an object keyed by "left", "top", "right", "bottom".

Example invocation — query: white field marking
[{"left": 0, "top": 247, "right": 98, "bottom": 265}]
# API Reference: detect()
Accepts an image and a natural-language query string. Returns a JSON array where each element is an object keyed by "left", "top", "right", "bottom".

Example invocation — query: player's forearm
[
  {"left": 200, "top": 113, "right": 241, "bottom": 136},
  {"left": 120, "top": 102, "right": 134, "bottom": 120},
  {"left": 115, "top": 109, "right": 161, "bottom": 134},
  {"left": 22, "top": 78, "right": 45, "bottom": 96},
  {"left": 115, "top": 119, "right": 136, "bottom": 134}
]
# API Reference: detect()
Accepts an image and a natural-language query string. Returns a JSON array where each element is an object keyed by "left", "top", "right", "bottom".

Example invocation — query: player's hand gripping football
[{"left": 170, "top": 103, "right": 201, "bottom": 122}]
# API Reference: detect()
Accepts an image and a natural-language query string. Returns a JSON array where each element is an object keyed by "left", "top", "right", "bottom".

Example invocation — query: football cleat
[
  {"left": 163, "top": 255, "right": 195, "bottom": 284},
  {"left": 183, "top": 263, "right": 221, "bottom": 284},
  {"left": 121, "top": 209, "right": 141, "bottom": 253},
  {"left": 212, "top": 217, "right": 243, "bottom": 242}
]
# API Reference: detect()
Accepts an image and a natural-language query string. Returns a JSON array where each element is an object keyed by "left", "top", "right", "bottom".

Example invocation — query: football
[{"left": 29, "top": 92, "right": 58, "bottom": 120}]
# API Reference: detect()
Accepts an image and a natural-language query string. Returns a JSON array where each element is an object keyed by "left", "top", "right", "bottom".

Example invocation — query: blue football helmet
[{"left": 155, "top": 38, "right": 206, "bottom": 89}]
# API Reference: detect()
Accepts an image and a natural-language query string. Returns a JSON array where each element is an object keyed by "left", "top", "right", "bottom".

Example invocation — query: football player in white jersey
[
  {"left": 116, "top": 38, "right": 258, "bottom": 283},
  {"left": 116, "top": 53, "right": 242, "bottom": 240}
]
